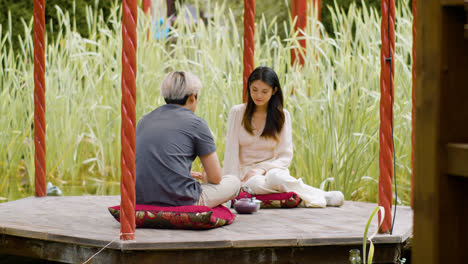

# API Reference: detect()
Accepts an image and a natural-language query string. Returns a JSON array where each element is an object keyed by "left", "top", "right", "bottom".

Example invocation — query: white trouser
[
  {"left": 241, "top": 168, "right": 327, "bottom": 208},
  {"left": 196, "top": 174, "right": 241, "bottom": 208}
]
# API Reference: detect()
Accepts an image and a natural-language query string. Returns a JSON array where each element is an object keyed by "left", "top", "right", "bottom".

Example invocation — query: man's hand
[
  {"left": 191, "top": 171, "right": 207, "bottom": 183},
  {"left": 243, "top": 168, "right": 266, "bottom": 182}
]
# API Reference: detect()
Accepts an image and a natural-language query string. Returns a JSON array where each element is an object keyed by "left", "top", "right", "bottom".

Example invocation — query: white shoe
[
  {"left": 298, "top": 199, "right": 326, "bottom": 208},
  {"left": 325, "top": 191, "right": 344, "bottom": 207}
]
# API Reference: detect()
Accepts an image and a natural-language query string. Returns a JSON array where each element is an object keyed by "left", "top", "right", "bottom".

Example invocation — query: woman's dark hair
[{"left": 242, "top": 66, "right": 285, "bottom": 141}]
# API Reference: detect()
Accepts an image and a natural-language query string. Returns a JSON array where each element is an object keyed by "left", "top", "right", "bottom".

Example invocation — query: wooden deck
[{"left": 0, "top": 196, "right": 412, "bottom": 263}]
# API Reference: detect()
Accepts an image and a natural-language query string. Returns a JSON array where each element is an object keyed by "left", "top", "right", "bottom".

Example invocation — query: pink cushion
[
  {"left": 108, "top": 204, "right": 235, "bottom": 229},
  {"left": 236, "top": 192, "right": 301, "bottom": 208}
]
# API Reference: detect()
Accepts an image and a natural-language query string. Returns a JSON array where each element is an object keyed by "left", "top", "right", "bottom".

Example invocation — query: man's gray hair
[{"left": 160, "top": 71, "right": 202, "bottom": 100}]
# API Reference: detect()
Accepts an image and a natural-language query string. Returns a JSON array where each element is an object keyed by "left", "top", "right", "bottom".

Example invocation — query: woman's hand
[
  {"left": 243, "top": 168, "right": 266, "bottom": 182},
  {"left": 191, "top": 170, "right": 207, "bottom": 183}
]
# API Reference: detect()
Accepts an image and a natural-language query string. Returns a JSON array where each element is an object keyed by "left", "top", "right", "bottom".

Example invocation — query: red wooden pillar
[
  {"left": 143, "top": 0, "right": 151, "bottom": 14},
  {"left": 315, "top": 0, "right": 322, "bottom": 21},
  {"left": 291, "top": 0, "right": 307, "bottom": 66},
  {"left": 243, "top": 0, "right": 255, "bottom": 102},
  {"left": 143, "top": 0, "right": 152, "bottom": 40},
  {"left": 120, "top": 0, "right": 137, "bottom": 241},
  {"left": 411, "top": 0, "right": 417, "bottom": 208},
  {"left": 33, "top": 0, "right": 46, "bottom": 197},
  {"left": 378, "top": 0, "right": 395, "bottom": 233}
]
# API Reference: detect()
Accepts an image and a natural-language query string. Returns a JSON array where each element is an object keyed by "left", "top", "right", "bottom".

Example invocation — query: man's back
[{"left": 135, "top": 104, "right": 216, "bottom": 206}]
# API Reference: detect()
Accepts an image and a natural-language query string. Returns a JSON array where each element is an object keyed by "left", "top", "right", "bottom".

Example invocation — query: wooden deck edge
[
  {"left": 1, "top": 234, "right": 410, "bottom": 264},
  {"left": 0, "top": 225, "right": 238, "bottom": 251},
  {"left": 0, "top": 222, "right": 413, "bottom": 251},
  {"left": 401, "top": 226, "right": 413, "bottom": 242},
  {"left": 120, "top": 239, "right": 234, "bottom": 250},
  {"left": 1, "top": 224, "right": 116, "bottom": 249}
]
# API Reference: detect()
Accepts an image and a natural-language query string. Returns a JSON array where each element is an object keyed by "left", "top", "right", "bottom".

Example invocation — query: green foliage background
[
  {"left": 0, "top": 0, "right": 115, "bottom": 49},
  {"left": 0, "top": 0, "right": 414, "bottom": 203},
  {"left": 1, "top": 0, "right": 411, "bottom": 49},
  {"left": 192, "top": 0, "right": 384, "bottom": 39}
]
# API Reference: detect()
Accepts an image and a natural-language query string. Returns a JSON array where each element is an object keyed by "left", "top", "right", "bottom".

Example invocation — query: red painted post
[
  {"left": 378, "top": 0, "right": 395, "bottom": 233},
  {"left": 33, "top": 0, "right": 46, "bottom": 197},
  {"left": 292, "top": 0, "right": 297, "bottom": 26},
  {"left": 143, "top": 0, "right": 151, "bottom": 14},
  {"left": 291, "top": 0, "right": 307, "bottom": 66},
  {"left": 316, "top": 0, "right": 322, "bottom": 21},
  {"left": 120, "top": 0, "right": 137, "bottom": 241},
  {"left": 143, "top": 0, "right": 152, "bottom": 40},
  {"left": 411, "top": 0, "right": 417, "bottom": 209},
  {"left": 243, "top": 0, "right": 255, "bottom": 102}
]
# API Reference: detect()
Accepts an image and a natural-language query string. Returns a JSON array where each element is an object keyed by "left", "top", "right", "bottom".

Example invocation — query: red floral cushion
[
  {"left": 108, "top": 204, "right": 235, "bottom": 229},
  {"left": 236, "top": 192, "right": 301, "bottom": 208}
]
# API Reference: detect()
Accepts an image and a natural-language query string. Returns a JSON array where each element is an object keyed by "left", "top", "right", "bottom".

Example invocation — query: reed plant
[{"left": 0, "top": 0, "right": 413, "bottom": 204}]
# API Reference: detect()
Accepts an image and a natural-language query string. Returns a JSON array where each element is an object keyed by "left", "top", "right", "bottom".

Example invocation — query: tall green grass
[{"left": 0, "top": 0, "right": 413, "bottom": 204}]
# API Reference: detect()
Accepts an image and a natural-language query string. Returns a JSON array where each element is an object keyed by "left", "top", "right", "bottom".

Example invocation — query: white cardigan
[{"left": 222, "top": 104, "right": 293, "bottom": 180}]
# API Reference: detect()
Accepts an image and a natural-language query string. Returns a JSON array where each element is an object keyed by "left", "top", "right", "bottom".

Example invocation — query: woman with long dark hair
[{"left": 223, "top": 66, "right": 343, "bottom": 207}]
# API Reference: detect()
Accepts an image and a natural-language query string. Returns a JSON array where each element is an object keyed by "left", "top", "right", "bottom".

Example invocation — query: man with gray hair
[{"left": 135, "top": 71, "right": 240, "bottom": 207}]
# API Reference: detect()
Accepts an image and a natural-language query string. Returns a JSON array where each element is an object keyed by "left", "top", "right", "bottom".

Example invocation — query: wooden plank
[
  {"left": 446, "top": 143, "right": 468, "bottom": 177},
  {"left": 439, "top": 8, "right": 468, "bottom": 144},
  {"left": 437, "top": 5, "right": 468, "bottom": 263},
  {"left": 414, "top": 1, "right": 468, "bottom": 263},
  {"left": 413, "top": 1, "right": 443, "bottom": 263}
]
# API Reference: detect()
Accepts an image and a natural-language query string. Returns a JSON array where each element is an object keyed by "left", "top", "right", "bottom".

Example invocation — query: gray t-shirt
[{"left": 135, "top": 104, "right": 216, "bottom": 206}]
